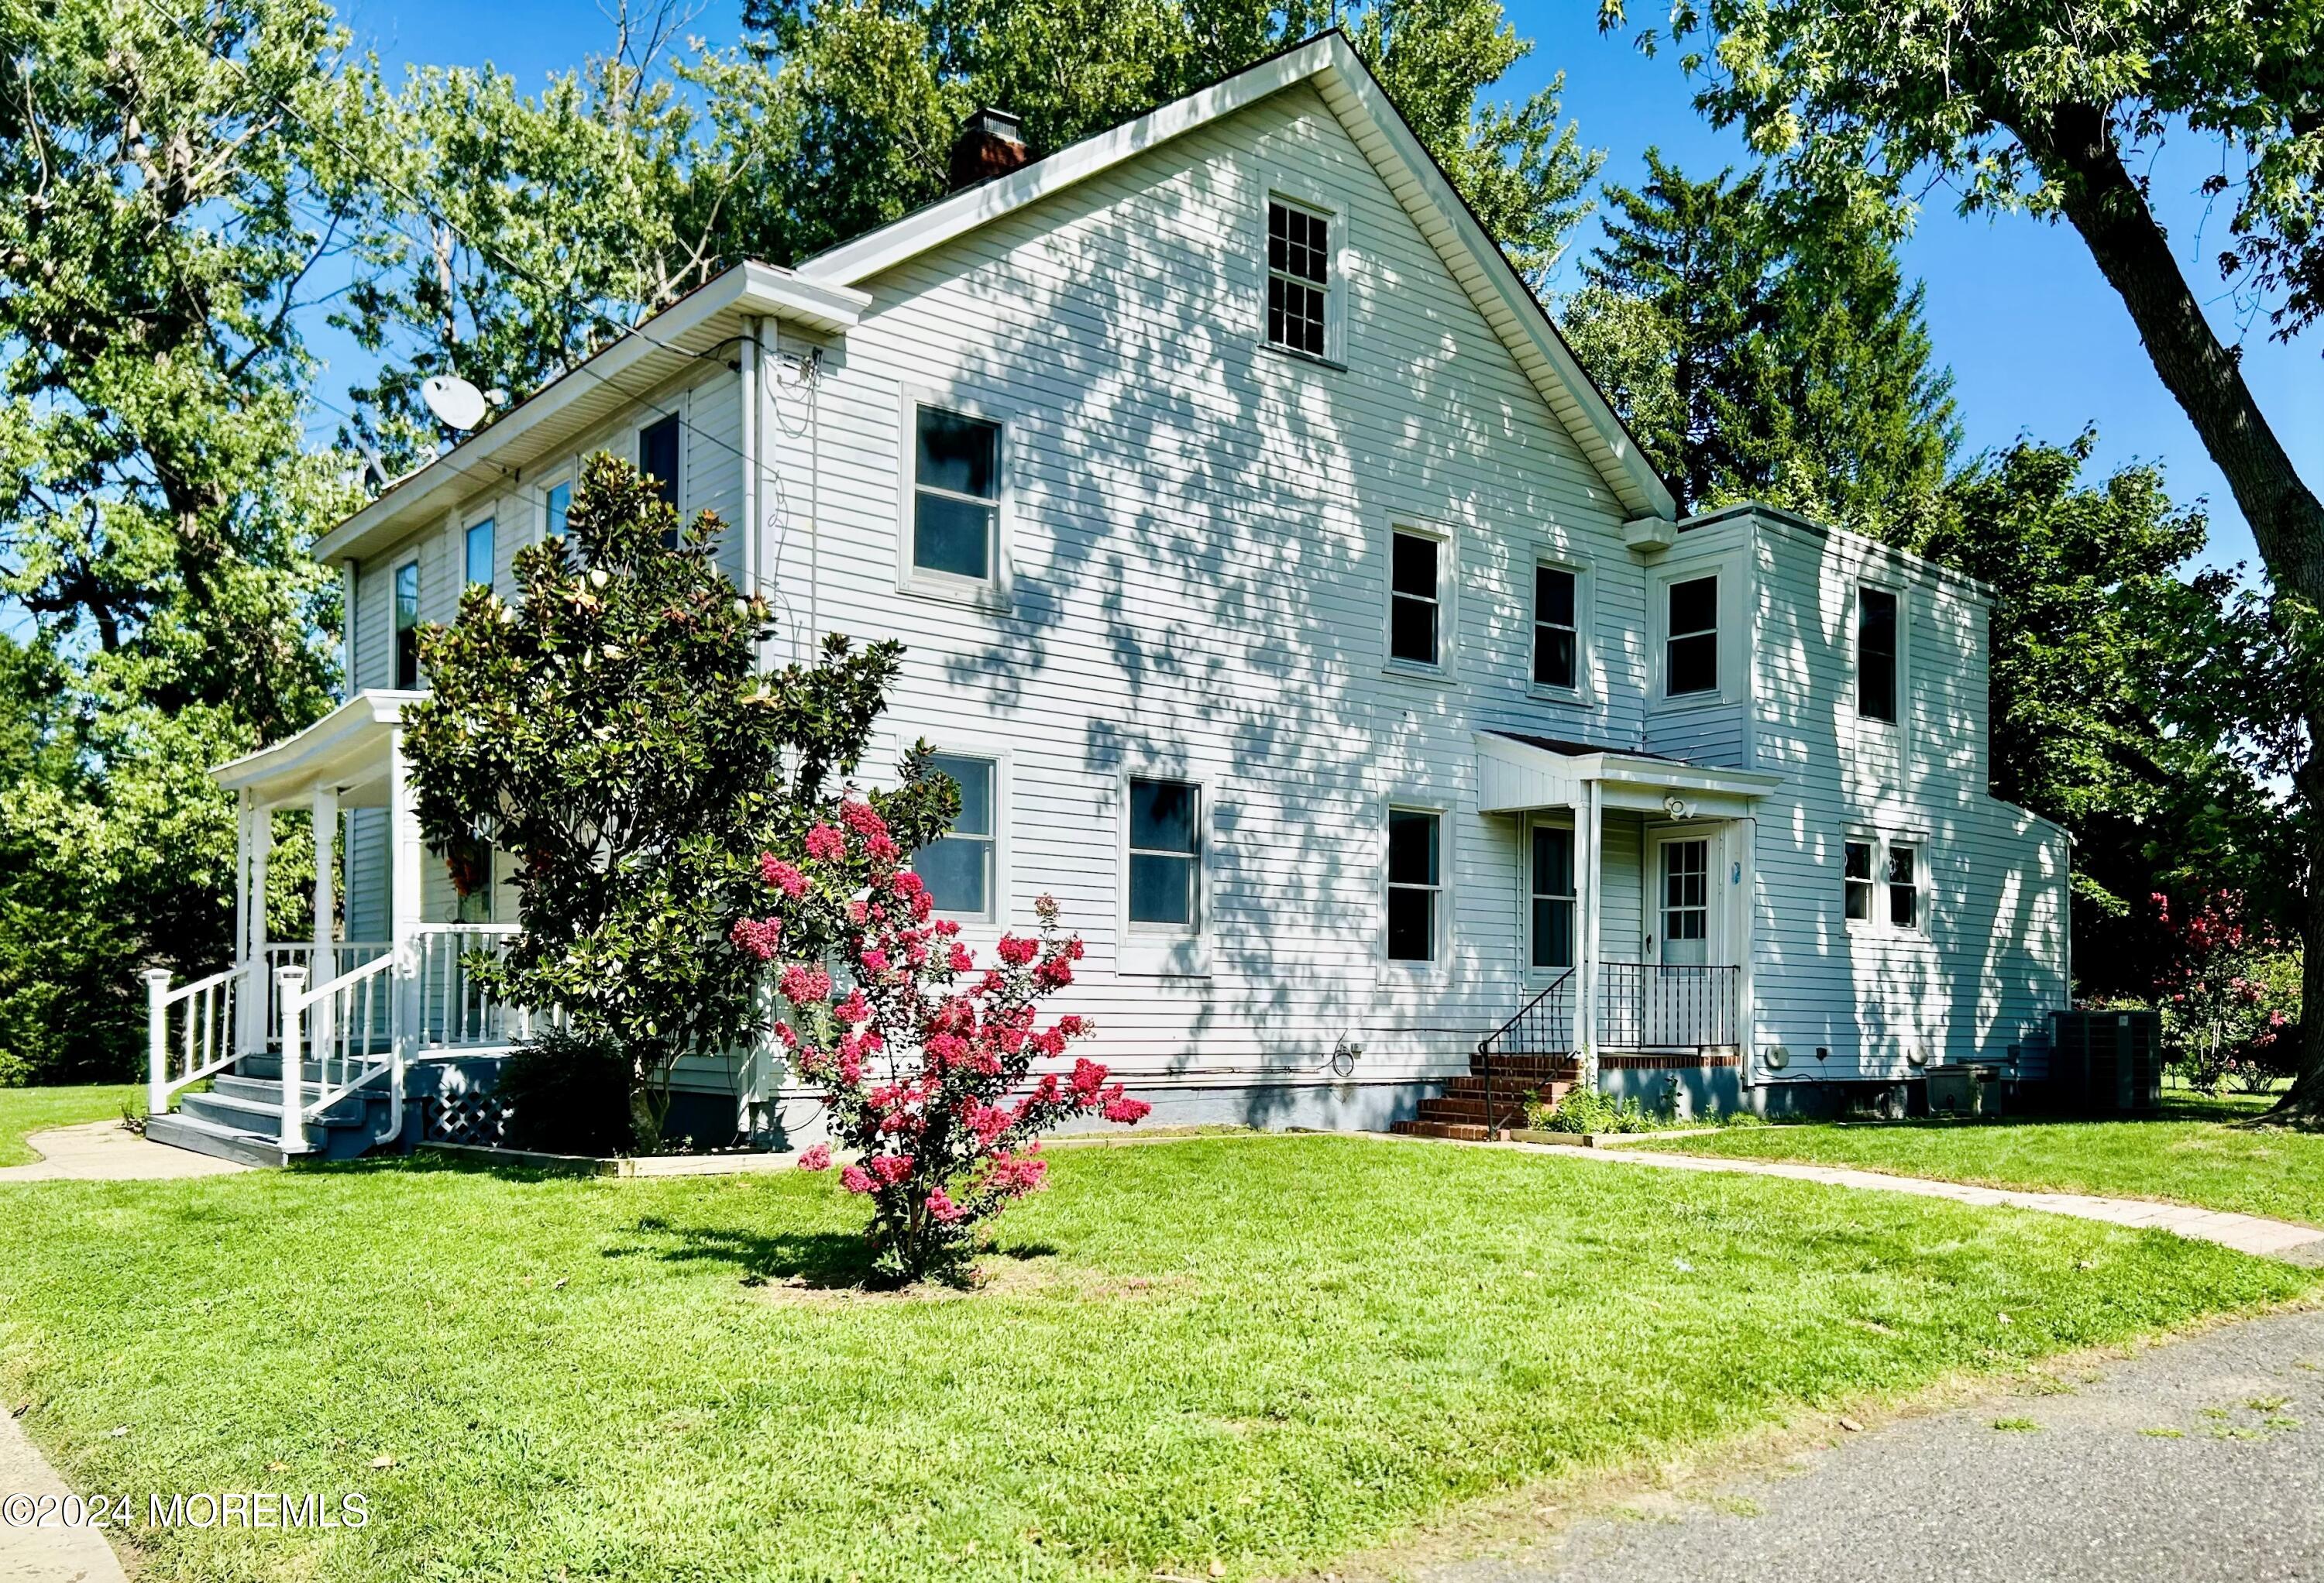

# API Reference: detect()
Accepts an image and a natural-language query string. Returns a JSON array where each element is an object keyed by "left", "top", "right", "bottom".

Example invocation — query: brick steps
[{"left": 1391, "top": 1049, "right": 1579, "bottom": 1139}]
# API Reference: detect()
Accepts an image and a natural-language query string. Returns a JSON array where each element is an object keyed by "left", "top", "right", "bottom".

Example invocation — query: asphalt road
[{"left": 1430, "top": 1308, "right": 2324, "bottom": 1583}]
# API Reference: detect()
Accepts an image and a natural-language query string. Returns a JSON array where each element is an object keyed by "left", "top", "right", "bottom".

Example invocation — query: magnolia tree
[{"left": 732, "top": 769, "right": 1150, "bottom": 1280}]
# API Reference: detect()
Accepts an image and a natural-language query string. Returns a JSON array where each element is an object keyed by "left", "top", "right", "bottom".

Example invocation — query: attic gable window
[{"left": 1267, "top": 198, "right": 1330, "bottom": 358}]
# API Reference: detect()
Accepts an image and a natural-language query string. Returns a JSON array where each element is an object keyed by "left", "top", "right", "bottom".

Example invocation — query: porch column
[
  {"left": 239, "top": 795, "right": 270, "bottom": 1056},
  {"left": 1734, "top": 816, "right": 1758, "bottom": 1087},
  {"left": 1577, "top": 780, "right": 1603, "bottom": 1089},
  {"left": 311, "top": 786, "right": 340, "bottom": 1052},
  {"left": 387, "top": 726, "right": 424, "bottom": 1137}
]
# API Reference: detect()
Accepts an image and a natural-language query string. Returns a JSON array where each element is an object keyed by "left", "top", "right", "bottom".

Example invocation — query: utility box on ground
[
  {"left": 2045, "top": 1010, "right": 2163, "bottom": 1115},
  {"left": 1926, "top": 1064, "right": 2003, "bottom": 1118}
]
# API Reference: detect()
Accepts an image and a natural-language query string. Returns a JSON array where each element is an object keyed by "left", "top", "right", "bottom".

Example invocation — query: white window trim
[
  {"left": 1257, "top": 173, "right": 1349, "bottom": 369},
  {"left": 1528, "top": 549, "right": 1597, "bottom": 705},
  {"left": 538, "top": 466, "right": 576, "bottom": 544},
  {"left": 463, "top": 512, "right": 498, "bottom": 592},
  {"left": 1523, "top": 811, "right": 1579, "bottom": 981},
  {"left": 895, "top": 383, "right": 1014, "bottom": 612},
  {"left": 1841, "top": 826, "right": 1932, "bottom": 937},
  {"left": 1383, "top": 517, "right": 1456, "bottom": 682},
  {"left": 1648, "top": 549, "right": 1748, "bottom": 712},
  {"left": 1381, "top": 798, "right": 1452, "bottom": 977},
  {"left": 1853, "top": 578, "right": 1906, "bottom": 730},
  {"left": 1116, "top": 760, "right": 1212, "bottom": 980}
]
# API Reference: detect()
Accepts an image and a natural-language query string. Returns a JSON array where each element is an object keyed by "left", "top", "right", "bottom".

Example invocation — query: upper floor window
[
  {"left": 1127, "top": 777, "right": 1200, "bottom": 930},
  {"left": 1665, "top": 574, "right": 1718, "bottom": 697},
  {"left": 639, "top": 416, "right": 681, "bottom": 508},
  {"left": 545, "top": 479, "right": 572, "bottom": 541},
  {"left": 913, "top": 406, "right": 1001, "bottom": 583},
  {"left": 1267, "top": 198, "right": 1330, "bottom": 358},
  {"left": 1857, "top": 585, "right": 1898, "bottom": 723},
  {"left": 1389, "top": 529, "right": 1441, "bottom": 668},
  {"left": 392, "top": 560, "right": 420, "bottom": 689},
  {"left": 1533, "top": 565, "right": 1577, "bottom": 690},
  {"left": 1386, "top": 807, "right": 1442, "bottom": 963},
  {"left": 915, "top": 753, "right": 996, "bottom": 920},
  {"left": 465, "top": 517, "right": 496, "bottom": 591}
]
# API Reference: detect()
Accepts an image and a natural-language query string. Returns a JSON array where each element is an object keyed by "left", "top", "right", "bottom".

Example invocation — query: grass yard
[
  {"left": 0, "top": 1083, "right": 141, "bottom": 1167},
  {"left": 0, "top": 1135, "right": 2310, "bottom": 1583},
  {"left": 1636, "top": 1094, "right": 2324, "bottom": 1227}
]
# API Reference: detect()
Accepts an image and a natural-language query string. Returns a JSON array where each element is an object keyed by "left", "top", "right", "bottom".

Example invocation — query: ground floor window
[
  {"left": 1128, "top": 777, "right": 1200, "bottom": 929},
  {"left": 1887, "top": 843, "right": 1920, "bottom": 929},
  {"left": 914, "top": 753, "right": 997, "bottom": 919},
  {"left": 1530, "top": 823, "right": 1574, "bottom": 969},
  {"left": 1843, "top": 833, "right": 1923, "bottom": 930},
  {"left": 1843, "top": 839, "right": 1874, "bottom": 921},
  {"left": 1387, "top": 808, "right": 1442, "bottom": 962}
]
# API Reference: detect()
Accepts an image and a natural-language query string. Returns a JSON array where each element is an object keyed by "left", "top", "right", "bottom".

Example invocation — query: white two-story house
[{"left": 140, "top": 33, "right": 2070, "bottom": 1164}]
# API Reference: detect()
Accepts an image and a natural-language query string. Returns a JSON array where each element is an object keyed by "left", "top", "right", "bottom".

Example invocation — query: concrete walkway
[
  {"left": 0, "top": 1121, "right": 246, "bottom": 1183},
  {"left": 1421, "top": 1306, "right": 2324, "bottom": 1583},
  {"left": 0, "top": 1406, "right": 129, "bottom": 1583},
  {"left": 1441, "top": 1135, "right": 2324, "bottom": 1263}
]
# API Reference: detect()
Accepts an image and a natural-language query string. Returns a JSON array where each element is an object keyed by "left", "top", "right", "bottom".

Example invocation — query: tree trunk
[{"left": 2006, "top": 101, "right": 2324, "bottom": 1122}]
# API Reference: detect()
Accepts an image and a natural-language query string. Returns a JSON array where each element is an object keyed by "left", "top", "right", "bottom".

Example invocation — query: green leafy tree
[
  {"left": 401, "top": 455, "right": 919, "bottom": 1145},
  {"left": 0, "top": 0, "right": 359, "bottom": 1082},
  {"left": 338, "top": 2, "right": 1600, "bottom": 452},
  {"left": 1597, "top": 0, "right": 2324, "bottom": 1112},
  {"left": 1560, "top": 150, "right": 1957, "bottom": 530},
  {"left": 1892, "top": 435, "right": 2288, "bottom": 997}
]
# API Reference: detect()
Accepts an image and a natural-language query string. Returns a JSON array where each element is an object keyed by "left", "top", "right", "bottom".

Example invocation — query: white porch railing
[
  {"left": 146, "top": 923, "right": 532, "bottom": 1155},
  {"left": 143, "top": 963, "right": 257, "bottom": 1114}
]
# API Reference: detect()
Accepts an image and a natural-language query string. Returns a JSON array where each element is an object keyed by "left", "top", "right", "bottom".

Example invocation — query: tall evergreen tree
[{"left": 1560, "top": 151, "right": 1957, "bottom": 532}]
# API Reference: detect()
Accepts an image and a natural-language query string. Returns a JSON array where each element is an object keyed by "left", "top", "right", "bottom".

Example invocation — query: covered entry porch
[
  {"left": 139, "top": 690, "right": 527, "bottom": 1163},
  {"left": 1475, "top": 730, "right": 1783, "bottom": 1074}
]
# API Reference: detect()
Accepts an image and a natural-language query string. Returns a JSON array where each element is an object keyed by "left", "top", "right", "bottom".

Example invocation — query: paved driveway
[{"left": 1427, "top": 1307, "right": 2324, "bottom": 1583}]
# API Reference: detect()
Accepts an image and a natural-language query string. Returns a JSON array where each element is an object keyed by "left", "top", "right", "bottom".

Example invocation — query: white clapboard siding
[{"left": 316, "top": 77, "right": 2068, "bottom": 1108}]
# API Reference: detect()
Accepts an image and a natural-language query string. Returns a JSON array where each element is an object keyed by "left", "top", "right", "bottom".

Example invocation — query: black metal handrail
[
  {"left": 1596, "top": 961, "right": 1740, "bottom": 1051},
  {"left": 1477, "top": 969, "right": 1575, "bottom": 1142}
]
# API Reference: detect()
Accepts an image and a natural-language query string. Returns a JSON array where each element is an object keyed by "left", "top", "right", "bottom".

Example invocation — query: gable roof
[{"left": 796, "top": 29, "right": 1677, "bottom": 523}]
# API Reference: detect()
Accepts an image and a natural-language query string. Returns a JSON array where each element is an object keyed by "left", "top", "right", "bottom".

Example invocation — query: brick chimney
[{"left": 947, "top": 107, "right": 1032, "bottom": 191}]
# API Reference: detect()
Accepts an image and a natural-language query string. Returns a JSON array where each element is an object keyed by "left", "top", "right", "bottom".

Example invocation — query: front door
[{"left": 1652, "top": 833, "right": 1713, "bottom": 966}]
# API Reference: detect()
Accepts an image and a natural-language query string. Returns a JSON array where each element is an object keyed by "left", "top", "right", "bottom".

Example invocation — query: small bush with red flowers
[
  {"left": 734, "top": 764, "right": 1151, "bottom": 1282},
  {"left": 2147, "top": 888, "right": 2302, "bottom": 1094}
]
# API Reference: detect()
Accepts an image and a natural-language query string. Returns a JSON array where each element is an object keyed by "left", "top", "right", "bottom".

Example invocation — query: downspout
[
  {"left": 739, "top": 316, "right": 761, "bottom": 669},
  {"left": 1736, "top": 815, "right": 1758, "bottom": 1093},
  {"left": 339, "top": 560, "right": 358, "bottom": 702}
]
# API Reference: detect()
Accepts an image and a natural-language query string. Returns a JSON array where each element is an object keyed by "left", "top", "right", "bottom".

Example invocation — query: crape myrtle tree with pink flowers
[{"left": 732, "top": 771, "right": 1151, "bottom": 1282}]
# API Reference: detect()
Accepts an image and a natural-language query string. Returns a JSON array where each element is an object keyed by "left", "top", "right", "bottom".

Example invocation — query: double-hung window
[
  {"left": 1386, "top": 808, "right": 1442, "bottom": 963},
  {"left": 1533, "top": 564, "right": 1578, "bottom": 690},
  {"left": 1127, "top": 778, "right": 1200, "bottom": 929},
  {"left": 912, "top": 406, "right": 1001, "bottom": 583},
  {"left": 392, "top": 561, "right": 421, "bottom": 689},
  {"left": 1530, "top": 823, "right": 1575, "bottom": 970},
  {"left": 1842, "top": 834, "right": 1924, "bottom": 930},
  {"left": 1858, "top": 585, "right": 1899, "bottom": 723},
  {"left": 465, "top": 517, "right": 496, "bottom": 592},
  {"left": 1843, "top": 840, "right": 1875, "bottom": 922},
  {"left": 545, "top": 479, "right": 572, "bottom": 541},
  {"left": 641, "top": 415, "right": 682, "bottom": 548},
  {"left": 914, "top": 754, "right": 997, "bottom": 920},
  {"left": 1266, "top": 198, "right": 1330, "bottom": 358},
  {"left": 1665, "top": 574, "right": 1719, "bottom": 697},
  {"left": 1887, "top": 843, "right": 1920, "bottom": 929},
  {"left": 1389, "top": 529, "right": 1441, "bottom": 667}
]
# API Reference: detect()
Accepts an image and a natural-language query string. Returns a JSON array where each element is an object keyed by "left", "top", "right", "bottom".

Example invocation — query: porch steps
[
  {"left": 1393, "top": 1053, "right": 1580, "bottom": 1139},
  {"left": 145, "top": 1059, "right": 393, "bottom": 1167}
]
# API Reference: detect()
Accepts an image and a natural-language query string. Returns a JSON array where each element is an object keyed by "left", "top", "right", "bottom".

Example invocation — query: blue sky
[{"left": 333, "top": 0, "right": 2319, "bottom": 575}]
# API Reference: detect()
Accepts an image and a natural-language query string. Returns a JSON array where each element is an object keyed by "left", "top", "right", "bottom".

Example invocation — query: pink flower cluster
[{"left": 738, "top": 782, "right": 1149, "bottom": 1275}]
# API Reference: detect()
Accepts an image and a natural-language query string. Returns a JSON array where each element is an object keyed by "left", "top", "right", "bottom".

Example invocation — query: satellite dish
[{"left": 421, "top": 374, "right": 490, "bottom": 431}]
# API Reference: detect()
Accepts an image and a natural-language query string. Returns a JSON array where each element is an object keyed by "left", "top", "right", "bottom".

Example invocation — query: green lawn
[
  {"left": 1636, "top": 1094, "right": 2324, "bottom": 1227},
  {"left": 0, "top": 1135, "right": 2309, "bottom": 1583},
  {"left": 0, "top": 1083, "right": 142, "bottom": 1167}
]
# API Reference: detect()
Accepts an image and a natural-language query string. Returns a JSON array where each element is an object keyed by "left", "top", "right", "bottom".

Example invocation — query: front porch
[
  {"left": 1396, "top": 731, "right": 1781, "bottom": 1139},
  {"left": 140, "top": 691, "right": 530, "bottom": 1165}
]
